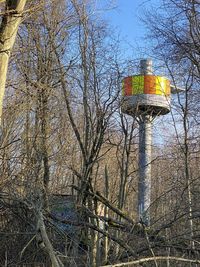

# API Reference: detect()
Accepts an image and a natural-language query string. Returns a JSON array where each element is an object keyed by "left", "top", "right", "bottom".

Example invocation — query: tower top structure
[{"left": 121, "top": 59, "right": 171, "bottom": 117}]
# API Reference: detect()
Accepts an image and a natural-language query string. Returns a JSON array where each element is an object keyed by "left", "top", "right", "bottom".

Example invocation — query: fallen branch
[
  {"left": 99, "top": 256, "right": 200, "bottom": 267},
  {"left": 72, "top": 185, "right": 136, "bottom": 225},
  {"left": 48, "top": 212, "right": 138, "bottom": 258}
]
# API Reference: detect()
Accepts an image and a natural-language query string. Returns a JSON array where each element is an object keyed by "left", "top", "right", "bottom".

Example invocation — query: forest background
[{"left": 0, "top": 0, "right": 200, "bottom": 267}]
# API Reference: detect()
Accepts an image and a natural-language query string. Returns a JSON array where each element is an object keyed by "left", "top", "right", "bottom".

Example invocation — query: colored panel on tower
[
  {"left": 155, "top": 77, "right": 171, "bottom": 96},
  {"left": 155, "top": 76, "right": 166, "bottom": 95},
  {"left": 123, "top": 77, "right": 132, "bottom": 96},
  {"left": 122, "top": 75, "right": 171, "bottom": 96},
  {"left": 132, "top": 75, "right": 144, "bottom": 94},
  {"left": 144, "top": 76, "right": 156, "bottom": 94}
]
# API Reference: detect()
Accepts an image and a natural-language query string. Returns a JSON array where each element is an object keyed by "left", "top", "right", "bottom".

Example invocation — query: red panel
[
  {"left": 124, "top": 77, "right": 132, "bottom": 96},
  {"left": 144, "top": 76, "right": 156, "bottom": 94}
]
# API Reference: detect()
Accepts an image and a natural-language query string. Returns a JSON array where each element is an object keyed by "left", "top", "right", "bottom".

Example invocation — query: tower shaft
[
  {"left": 137, "top": 59, "right": 153, "bottom": 225},
  {"left": 138, "top": 115, "right": 152, "bottom": 224}
]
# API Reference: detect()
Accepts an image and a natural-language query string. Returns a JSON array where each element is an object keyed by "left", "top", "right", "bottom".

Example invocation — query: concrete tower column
[
  {"left": 138, "top": 59, "right": 153, "bottom": 225},
  {"left": 138, "top": 114, "right": 152, "bottom": 224}
]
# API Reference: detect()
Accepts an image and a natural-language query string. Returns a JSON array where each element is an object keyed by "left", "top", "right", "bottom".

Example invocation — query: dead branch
[{"left": 99, "top": 256, "right": 200, "bottom": 267}]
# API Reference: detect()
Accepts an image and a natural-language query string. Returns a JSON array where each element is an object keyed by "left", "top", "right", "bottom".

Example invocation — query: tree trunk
[
  {"left": 0, "top": 0, "right": 27, "bottom": 124},
  {"left": 37, "top": 210, "right": 63, "bottom": 267}
]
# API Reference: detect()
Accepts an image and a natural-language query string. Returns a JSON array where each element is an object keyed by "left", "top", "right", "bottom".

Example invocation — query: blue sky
[{"left": 97, "top": 0, "right": 160, "bottom": 58}]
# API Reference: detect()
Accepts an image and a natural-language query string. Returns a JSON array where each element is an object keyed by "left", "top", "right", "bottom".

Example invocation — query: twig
[{"left": 20, "top": 235, "right": 36, "bottom": 259}]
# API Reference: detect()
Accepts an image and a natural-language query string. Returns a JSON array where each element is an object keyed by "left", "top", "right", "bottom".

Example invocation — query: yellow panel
[
  {"left": 132, "top": 75, "right": 144, "bottom": 95},
  {"left": 155, "top": 76, "right": 166, "bottom": 95}
]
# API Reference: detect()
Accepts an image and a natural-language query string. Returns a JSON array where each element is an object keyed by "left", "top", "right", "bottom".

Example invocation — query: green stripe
[{"left": 133, "top": 75, "right": 144, "bottom": 94}]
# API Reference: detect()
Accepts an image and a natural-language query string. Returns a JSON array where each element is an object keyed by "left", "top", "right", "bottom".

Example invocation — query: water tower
[{"left": 121, "top": 59, "right": 171, "bottom": 225}]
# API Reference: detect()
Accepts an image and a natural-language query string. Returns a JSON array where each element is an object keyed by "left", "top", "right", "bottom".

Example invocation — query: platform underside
[{"left": 121, "top": 94, "right": 171, "bottom": 116}]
